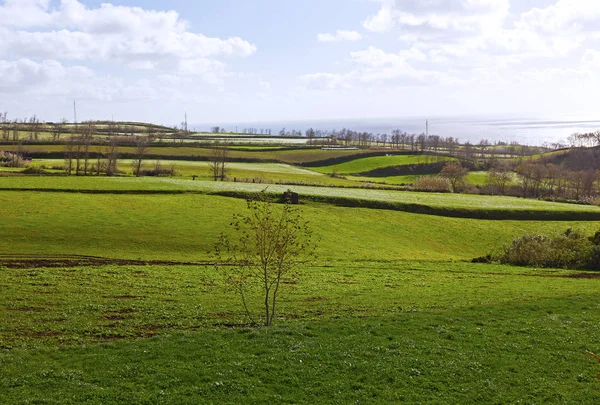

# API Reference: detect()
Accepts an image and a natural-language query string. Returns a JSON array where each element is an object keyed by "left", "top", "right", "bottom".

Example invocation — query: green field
[
  {"left": 0, "top": 144, "right": 376, "bottom": 165},
  {"left": 311, "top": 154, "right": 450, "bottom": 174},
  {"left": 3, "top": 191, "right": 600, "bottom": 262},
  {"left": 1, "top": 176, "right": 598, "bottom": 219},
  {"left": 3, "top": 174, "right": 600, "bottom": 402},
  {"left": 18, "top": 159, "right": 361, "bottom": 186}
]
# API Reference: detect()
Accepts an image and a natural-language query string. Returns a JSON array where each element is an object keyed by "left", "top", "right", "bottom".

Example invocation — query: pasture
[
  {"left": 310, "top": 154, "right": 451, "bottom": 174},
  {"left": 0, "top": 144, "right": 377, "bottom": 165},
  {"left": 2, "top": 177, "right": 600, "bottom": 403},
  {"left": 1, "top": 176, "right": 599, "bottom": 219}
]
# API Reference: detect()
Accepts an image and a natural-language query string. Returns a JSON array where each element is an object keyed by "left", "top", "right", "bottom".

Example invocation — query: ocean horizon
[{"left": 194, "top": 114, "right": 600, "bottom": 146}]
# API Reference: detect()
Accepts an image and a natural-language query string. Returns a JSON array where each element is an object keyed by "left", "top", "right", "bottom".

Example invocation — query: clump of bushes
[
  {"left": 21, "top": 166, "right": 48, "bottom": 175},
  {"left": 412, "top": 176, "right": 451, "bottom": 192},
  {"left": 482, "top": 228, "right": 600, "bottom": 270}
]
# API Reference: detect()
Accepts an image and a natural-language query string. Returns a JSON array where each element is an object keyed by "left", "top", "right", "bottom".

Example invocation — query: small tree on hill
[
  {"left": 132, "top": 135, "right": 149, "bottom": 177},
  {"left": 441, "top": 161, "right": 468, "bottom": 193},
  {"left": 210, "top": 141, "right": 228, "bottom": 181},
  {"left": 215, "top": 194, "right": 318, "bottom": 327}
]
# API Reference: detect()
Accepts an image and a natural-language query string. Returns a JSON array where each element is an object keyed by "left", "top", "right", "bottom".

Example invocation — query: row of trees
[{"left": 418, "top": 158, "right": 600, "bottom": 202}]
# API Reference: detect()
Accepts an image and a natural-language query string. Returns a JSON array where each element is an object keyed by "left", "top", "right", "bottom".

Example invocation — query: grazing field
[
  {"left": 0, "top": 144, "right": 378, "bottom": 164},
  {"left": 1, "top": 176, "right": 599, "bottom": 219},
  {"left": 2, "top": 191, "right": 600, "bottom": 262},
  {"left": 311, "top": 154, "right": 450, "bottom": 174},
  {"left": 3, "top": 180, "right": 600, "bottom": 403},
  {"left": 1, "top": 261, "right": 600, "bottom": 403},
  {"left": 19, "top": 159, "right": 360, "bottom": 186}
]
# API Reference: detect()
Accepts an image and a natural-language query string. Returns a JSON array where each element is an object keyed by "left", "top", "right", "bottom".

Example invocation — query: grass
[
  {"left": 5, "top": 131, "right": 599, "bottom": 403},
  {"left": 1, "top": 191, "right": 600, "bottom": 262},
  {"left": 1, "top": 262, "right": 600, "bottom": 403},
  {"left": 311, "top": 154, "right": 451, "bottom": 175},
  {"left": 3, "top": 179, "right": 600, "bottom": 402},
  {"left": 17, "top": 159, "right": 361, "bottom": 187},
  {"left": 1, "top": 176, "right": 599, "bottom": 219},
  {"left": 0, "top": 144, "right": 377, "bottom": 165}
]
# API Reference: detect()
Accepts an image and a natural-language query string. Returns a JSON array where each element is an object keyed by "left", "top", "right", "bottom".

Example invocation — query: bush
[
  {"left": 412, "top": 176, "right": 451, "bottom": 192},
  {"left": 492, "top": 228, "right": 598, "bottom": 270},
  {"left": 21, "top": 166, "right": 48, "bottom": 175},
  {"left": 140, "top": 167, "right": 176, "bottom": 177}
]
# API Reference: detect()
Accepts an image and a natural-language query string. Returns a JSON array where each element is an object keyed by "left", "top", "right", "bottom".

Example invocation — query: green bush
[{"left": 492, "top": 228, "right": 599, "bottom": 270}]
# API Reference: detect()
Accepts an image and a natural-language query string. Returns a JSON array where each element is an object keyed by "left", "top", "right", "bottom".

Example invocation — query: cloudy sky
[{"left": 1, "top": 0, "right": 599, "bottom": 127}]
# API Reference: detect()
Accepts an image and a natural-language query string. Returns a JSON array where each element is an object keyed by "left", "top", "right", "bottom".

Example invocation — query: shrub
[
  {"left": 21, "top": 166, "right": 48, "bottom": 175},
  {"left": 492, "top": 228, "right": 597, "bottom": 270},
  {"left": 412, "top": 176, "right": 451, "bottom": 192}
]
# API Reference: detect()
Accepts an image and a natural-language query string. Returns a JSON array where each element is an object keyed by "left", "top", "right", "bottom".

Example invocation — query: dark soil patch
[
  {"left": 568, "top": 273, "right": 600, "bottom": 279},
  {"left": 106, "top": 295, "right": 145, "bottom": 300},
  {"left": 108, "top": 308, "right": 138, "bottom": 314},
  {"left": 139, "top": 325, "right": 161, "bottom": 331},
  {"left": 104, "top": 315, "right": 129, "bottom": 321},
  {"left": 0, "top": 254, "right": 211, "bottom": 269},
  {"left": 214, "top": 312, "right": 234, "bottom": 319},
  {"left": 7, "top": 306, "right": 46, "bottom": 312},
  {"left": 214, "top": 323, "right": 254, "bottom": 328}
]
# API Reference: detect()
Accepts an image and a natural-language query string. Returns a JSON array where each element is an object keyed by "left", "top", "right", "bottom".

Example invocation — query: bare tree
[
  {"left": 64, "top": 136, "right": 76, "bottom": 175},
  {"left": 485, "top": 164, "right": 512, "bottom": 195},
  {"left": 106, "top": 132, "right": 119, "bottom": 176},
  {"left": 82, "top": 123, "right": 94, "bottom": 175},
  {"left": 441, "top": 161, "right": 469, "bottom": 193},
  {"left": 215, "top": 194, "right": 318, "bottom": 326},
  {"left": 12, "top": 119, "right": 20, "bottom": 141},
  {"left": 209, "top": 141, "right": 228, "bottom": 181},
  {"left": 132, "top": 135, "right": 149, "bottom": 177},
  {"left": 50, "top": 118, "right": 68, "bottom": 141}
]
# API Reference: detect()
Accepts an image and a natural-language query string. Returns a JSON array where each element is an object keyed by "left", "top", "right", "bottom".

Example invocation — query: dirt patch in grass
[
  {"left": 0, "top": 254, "right": 210, "bottom": 269},
  {"left": 568, "top": 273, "right": 600, "bottom": 279},
  {"left": 107, "top": 308, "right": 138, "bottom": 314},
  {"left": 214, "top": 323, "right": 254, "bottom": 328},
  {"left": 7, "top": 306, "right": 46, "bottom": 312},
  {"left": 104, "top": 315, "right": 129, "bottom": 321}
]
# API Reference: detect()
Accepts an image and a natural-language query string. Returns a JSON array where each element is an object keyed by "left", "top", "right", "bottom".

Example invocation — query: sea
[{"left": 197, "top": 114, "right": 600, "bottom": 146}]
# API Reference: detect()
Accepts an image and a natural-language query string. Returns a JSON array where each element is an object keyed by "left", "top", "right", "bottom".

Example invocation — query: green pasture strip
[
  {"left": 311, "top": 155, "right": 450, "bottom": 174},
  {"left": 0, "top": 262, "right": 597, "bottom": 348},
  {"left": 1, "top": 191, "right": 600, "bottom": 262},
  {"left": 1, "top": 176, "right": 599, "bottom": 219},
  {"left": 22, "top": 159, "right": 363, "bottom": 186},
  {"left": 0, "top": 144, "right": 376, "bottom": 164},
  {"left": 1, "top": 263, "right": 600, "bottom": 402}
]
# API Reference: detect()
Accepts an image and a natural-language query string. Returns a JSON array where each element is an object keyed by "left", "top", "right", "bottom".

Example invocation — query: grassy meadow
[
  {"left": 2, "top": 153, "right": 600, "bottom": 403},
  {"left": 311, "top": 154, "right": 450, "bottom": 175},
  {"left": 2, "top": 176, "right": 599, "bottom": 219},
  {"left": 1, "top": 144, "right": 376, "bottom": 165}
]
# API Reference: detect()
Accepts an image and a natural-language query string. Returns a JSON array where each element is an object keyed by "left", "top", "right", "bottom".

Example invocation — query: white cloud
[
  {"left": 516, "top": 0, "right": 600, "bottom": 35},
  {"left": 583, "top": 49, "right": 600, "bottom": 68},
  {"left": 364, "top": 0, "right": 510, "bottom": 40},
  {"left": 301, "top": 46, "right": 461, "bottom": 90},
  {"left": 0, "top": 0, "right": 256, "bottom": 71},
  {"left": 317, "top": 30, "right": 362, "bottom": 42},
  {"left": 300, "top": 72, "right": 353, "bottom": 90}
]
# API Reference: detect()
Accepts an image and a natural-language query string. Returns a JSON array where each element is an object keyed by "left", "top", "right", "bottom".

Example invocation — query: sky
[{"left": 0, "top": 0, "right": 599, "bottom": 128}]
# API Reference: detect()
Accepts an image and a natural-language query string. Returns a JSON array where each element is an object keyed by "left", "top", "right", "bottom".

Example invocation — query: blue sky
[{"left": 1, "top": 0, "right": 599, "bottom": 128}]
